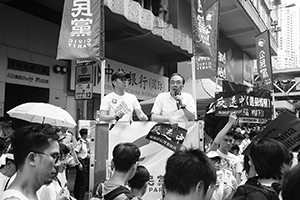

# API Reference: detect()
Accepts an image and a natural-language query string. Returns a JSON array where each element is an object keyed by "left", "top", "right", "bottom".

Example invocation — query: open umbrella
[{"left": 7, "top": 102, "right": 76, "bottom": 128}]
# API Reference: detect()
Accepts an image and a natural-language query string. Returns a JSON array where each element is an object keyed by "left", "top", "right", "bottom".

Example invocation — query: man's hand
[
  {"left": 138, "top": 113, "right": 148, "bottom": 121},
  {"left": 56, "top": 187, "right": 69, "bottom": 200},
  {"left": 228, "top": 112, "right": 238, "bottom": 125},
  {"left": 115, "top": 111, "right": 125, "bottom": 120}
]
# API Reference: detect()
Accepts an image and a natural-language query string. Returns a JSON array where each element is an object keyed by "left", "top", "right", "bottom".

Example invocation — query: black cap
[{"left": 111, "top": 71, "right": 131, "bottom": 82}]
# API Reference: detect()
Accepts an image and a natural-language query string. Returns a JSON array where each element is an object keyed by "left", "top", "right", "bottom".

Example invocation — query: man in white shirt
[
  {"left": 99, "top": 71, "right": 148, "bottom": 125},
  {"left": 0, "top": 153, "right": 16, "bottom": 195},
  {"left": 74, "top": 128, "right": 90, "bottom": 200},
  {"left": 151, "top": 73, "right": 196, "bottom": 125},
  {"left": 0, "top": 124, "right": 60, "bottom": 200},
  {"left": 216, "top": 131, "right": 243, "bottom": 184}
]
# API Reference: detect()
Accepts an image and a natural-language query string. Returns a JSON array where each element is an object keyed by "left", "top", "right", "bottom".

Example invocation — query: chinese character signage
[
  {"left": 195, "top": 0, "right": 220, "bottom": 79},
  {"left": 146, "top": 123, "right": 187, "bottom": 151},
  {"left": 215, "top": 80, "right": 272, "bottom": 119},
  {"left": 243, "top": 112, "right": 300, "bottom": 155},
  {"left": 70, "top": 59, "right": 168, "bottom": 100},
  {"left": 191, "top": 0, "right": 211, "bottom": 58},
  {"left": 57, "top": 0, "right": 101, "bottom": 61},
  {"left": 108, "top": 122, "right": 201, "bottom": 200},
  {"left": 255, "top": 30, "right": 273, "bottom": 90}
]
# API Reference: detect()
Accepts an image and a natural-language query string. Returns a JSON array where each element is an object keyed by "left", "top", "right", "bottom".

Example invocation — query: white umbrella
[{"left": 7, "top": 102, "right": 77, "bottom": 128}]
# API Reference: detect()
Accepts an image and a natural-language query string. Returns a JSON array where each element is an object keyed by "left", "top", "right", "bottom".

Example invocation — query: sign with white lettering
[
  {"left": 57, "top": 0, "right": 101, "bottom": 61},
  {"left": 215, "top": 80, "right": 272, "bottom": 119},
  {"left": 6, "top": 69, "right": 50, "bottom": 88},
  {"left": 71, "top": 59, "right": 168, "bottom": 100},
  {"left": 75, "top": 65, "right": 93, "bottom": 100},
  {"left": 243, "top": 112, "right": 300, "bottom": 155},
  {"left": 75, "top": 83, "right": 93, "bottom": 99}
]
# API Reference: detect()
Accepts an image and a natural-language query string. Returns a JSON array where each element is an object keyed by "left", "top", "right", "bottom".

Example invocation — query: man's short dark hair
[
  {"left": 112, "top": 143, "right": 140, "bottom": 173},
  {"left": 164, "top": 148, "right": 216, "bottom": 196},
  {"left": 79, "top": 128, "right": 88, "bottom": 137},
  {"left": 11, "top": 124, "right": 59, "bottom": 169},
  {"left": 233, "top": 133, "right": 245, "bottom": 140},
  {"left": 226, "top": 130, "right": 235, "bottom": 137},
  {"left": 128, "top": 165, "right": 150, "bottom": 189},
  {"left": 169, "top": 73, "right": 185, "bottom": 85},
  {"left": 282, "top": 163, "right": 300, "bottom": 200},
  {"left": 250, "top": 138, "right": 290, "bottom": 180}
]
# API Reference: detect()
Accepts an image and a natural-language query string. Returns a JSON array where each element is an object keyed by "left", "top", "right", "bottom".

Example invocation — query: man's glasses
[
  {"left": 33, "top": 151, "right": 61, "bottom": 163},
  {"left": 170, "top": 80, "right": 183, "bottom": 85}
]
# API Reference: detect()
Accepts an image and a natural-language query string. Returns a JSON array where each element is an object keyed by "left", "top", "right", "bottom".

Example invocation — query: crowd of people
[{"left": 0, "top": 71, "right": 300, "bottom": 200}]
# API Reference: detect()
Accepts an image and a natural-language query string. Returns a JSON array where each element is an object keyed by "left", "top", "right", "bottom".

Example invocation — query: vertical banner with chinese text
[
  {"left": 57, "top": 0, "right": 101, "bottom": 61},
  {"left": 194, "top": 0, "right": 220, "bottom": 79},
  {"left": 255, "top": 30, "right": 273, "bottom": 90},
  {"left": 191, "top": 0, "right": 210, "bottom": 58}
]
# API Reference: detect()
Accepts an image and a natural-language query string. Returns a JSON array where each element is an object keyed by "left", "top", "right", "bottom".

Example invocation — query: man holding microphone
[{"left": 151, "top": 73, "right": 196, "bottom": 125}]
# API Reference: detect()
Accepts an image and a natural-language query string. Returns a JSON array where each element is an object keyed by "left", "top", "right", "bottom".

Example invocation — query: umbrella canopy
[{"left": 7, "top": 102, "right": 76, "bottom": 128}]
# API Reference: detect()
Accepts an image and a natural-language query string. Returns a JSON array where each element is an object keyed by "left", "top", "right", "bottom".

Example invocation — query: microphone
[
  {"left": 174, "top": 91, "right": 180, "bottom": 110},
  {"left": 109, "top": 116, "right": 120, "bottom": 130}
]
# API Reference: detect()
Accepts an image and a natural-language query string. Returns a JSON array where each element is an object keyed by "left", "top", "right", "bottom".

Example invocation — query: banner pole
[
  {"left": 272, "top": 89, "right": 276, "bottom": 119},
  {"left": 191, "top": 56, "right": 197, "bottom": 120}
]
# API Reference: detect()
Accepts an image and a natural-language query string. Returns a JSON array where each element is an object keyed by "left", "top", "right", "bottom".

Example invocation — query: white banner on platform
[{"left": 108, "top": 121, "right": 201, "bottom": 200}]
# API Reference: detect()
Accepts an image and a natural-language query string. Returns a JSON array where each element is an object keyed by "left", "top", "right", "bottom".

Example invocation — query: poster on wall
[{"left": 108, "top": 122, "right": 201, "bottom": 200}]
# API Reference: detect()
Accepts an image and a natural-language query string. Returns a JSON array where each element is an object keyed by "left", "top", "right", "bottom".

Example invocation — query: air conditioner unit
[{"left": 271, "top": 20, "right": 278, "bottom": 26}]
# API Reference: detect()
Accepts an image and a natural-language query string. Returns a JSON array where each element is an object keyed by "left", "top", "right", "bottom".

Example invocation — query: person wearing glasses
[
  {"left": 98, "top": 71, "right": 148, "bottom": 125},
  {"left": 0, "top": 124, "right": 60, "bottom": 200},
  {"left": 38, "top": 143, "right": 75, "bottom": 200},
  {"left": 151, "top": 73, "right": 196, "bottom": 125}
]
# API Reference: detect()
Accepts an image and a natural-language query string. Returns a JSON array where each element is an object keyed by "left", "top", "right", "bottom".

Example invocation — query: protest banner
[
  {"left": 108, "top": 121, "right": 202, "bottom": 200},
  {"left": 243, "top": 112, "right": 300, "bottom": 155}
]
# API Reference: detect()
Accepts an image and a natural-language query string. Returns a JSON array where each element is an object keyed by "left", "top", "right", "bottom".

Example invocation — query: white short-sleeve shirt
[
  {"left": 100, "top": 92, "right": 141, "bottom": 122},
  {"left": 151, "top": 92, "right": 196, "bottom": 122}
]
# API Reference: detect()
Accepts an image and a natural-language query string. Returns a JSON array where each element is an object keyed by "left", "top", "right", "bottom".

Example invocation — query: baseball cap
[
  {"left": 206, "top": 151, "right": 220, "bottom": 159},
  {"left": 111, "top": 71, "right": 131, "bottom": 82}
]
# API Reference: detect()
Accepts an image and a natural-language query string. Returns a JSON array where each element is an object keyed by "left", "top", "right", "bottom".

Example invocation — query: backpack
[
  {"left": 91, "top": 182, "right": 136, "bottom": 200},
  {"left": 232, "top": 178, "right": 279, "bottom": 200}
]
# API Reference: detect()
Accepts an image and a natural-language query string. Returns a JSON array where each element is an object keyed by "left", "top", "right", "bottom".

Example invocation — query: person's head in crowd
[
  {"left": 56, "top": 143, "right": 70, "bottom": 174},
  {"left": 218, "top": 131, "right": 235, "bottom": 154},
  {"left": 169, "top": 73, "right": 185, "bottom": 95},
  {"left": 111, "top": 71, "right": 130, "bottom": 89},
  {"left": 112, "top": 142, "right": 140, "bottom": 179},
  {"left": 249, "top": 138, "right": 291, "bottom": 180},
  {"left": 0, "top": 152, "right": 16, "bottom": 178},
  {"left": 229, "top": 144, "right": 240, "bottom": 156},
  {"left": 282, "top": 163, "right": 300, "bottom": 200},
  {"left": 128, "top": 165, "right": 150, "bottom": 198},
  {"left": 79, "top": 128, "right": 88, "bottom": 140},
  {"left": 249, "top": 130, "right": 259, "bottom": 141},
  {"left": 206, "top": 151, "right": 221, "bottom": 171},
  {"left": 233, "top": 133, "right": 244, "bottom": 146},
  {"left": 164, "top": 148, "right": 216, "bottom": 200},
  {"left": 11, "top": 124, "right": 60, "bottom": 185}
]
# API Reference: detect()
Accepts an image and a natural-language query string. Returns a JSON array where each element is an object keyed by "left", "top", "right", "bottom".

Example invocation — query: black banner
[
  {"left": 255, "top": 30, "right": 273, "bottom": 90},
  {"left": 146, "top": 123, "right": 187, "bottom": 151},
  {"left": 195, "top": 0, "right": 220, "bottom": 79},
  {"left": 215, "top": 80, "right": 272, "bottom": 119}
]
